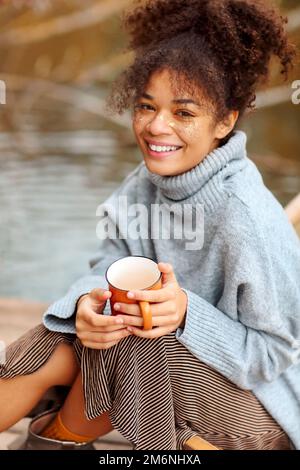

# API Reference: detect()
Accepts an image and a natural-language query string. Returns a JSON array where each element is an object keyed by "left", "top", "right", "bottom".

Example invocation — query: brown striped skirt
[{"left": 0, "top": 324, "right": 292, "bottom": 450}]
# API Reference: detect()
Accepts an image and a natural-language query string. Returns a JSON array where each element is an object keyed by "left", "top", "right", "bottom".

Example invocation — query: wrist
[{"left": 179, "top": 289, "right": 188, "bottom": 329}]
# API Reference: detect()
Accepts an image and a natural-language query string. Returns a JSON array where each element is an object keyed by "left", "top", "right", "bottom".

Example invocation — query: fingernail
[
  {"left": 114, "top": 303, "right": 120, "bottom": 310},
  {"left": 115, "top": 317, "right": 124, "bottom": 324},
  {"left": 127, "top": 326, "right": 133, "bottom": 332},
  {"left": 127, "top": 292, "right": 134, "bottom": 299}
]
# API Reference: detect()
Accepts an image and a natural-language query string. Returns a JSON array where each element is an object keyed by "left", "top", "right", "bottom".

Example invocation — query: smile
[{"left": 145, "top": 141, "right": 183, "bottom": 158}]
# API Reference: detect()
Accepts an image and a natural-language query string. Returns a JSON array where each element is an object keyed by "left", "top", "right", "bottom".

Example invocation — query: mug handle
[{"left": 139, "top": 301, "right": 152, "bottom": 330}]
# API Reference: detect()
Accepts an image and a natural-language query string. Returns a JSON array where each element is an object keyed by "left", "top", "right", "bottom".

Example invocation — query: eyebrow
[{"left": 141, "top": 93, "right": 201, "bottom": 107}]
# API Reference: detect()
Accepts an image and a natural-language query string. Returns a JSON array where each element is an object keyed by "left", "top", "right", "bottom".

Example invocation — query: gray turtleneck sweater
[{"left": 43, "top": 131, "right": 300, "bottom": 449}]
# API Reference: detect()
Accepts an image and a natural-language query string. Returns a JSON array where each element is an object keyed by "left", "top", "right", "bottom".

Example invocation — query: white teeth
[{"left": 148, "top": 143, "right": 180, "bottom": 153}]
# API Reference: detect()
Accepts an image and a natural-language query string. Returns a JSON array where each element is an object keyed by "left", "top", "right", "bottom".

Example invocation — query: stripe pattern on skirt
[{"left": 0, "top": 324, "right": 291, "bottom": 450}]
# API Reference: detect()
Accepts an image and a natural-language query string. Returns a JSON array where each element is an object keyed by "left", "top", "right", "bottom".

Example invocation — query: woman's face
[{"left": 132, "top": 69, "right": 235, "bottom": 176}]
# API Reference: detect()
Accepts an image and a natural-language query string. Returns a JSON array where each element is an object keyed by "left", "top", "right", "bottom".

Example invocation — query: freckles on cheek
[
  {"left": 133, "top": 115, "right": 145, "bottom": 126},
  {"left": 179, "top": 121, "right": 202, "bottom": 142},
  {"left": 168, "top": 121, "right": 176, "bottom": 129},
  {"left": 132, "top": 116, "right": 146, "bottom": 139}
]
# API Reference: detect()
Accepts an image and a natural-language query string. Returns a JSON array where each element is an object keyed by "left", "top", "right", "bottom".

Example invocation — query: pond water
[{"left": 0, "top": 94, "right": 299, "bottom": 302}]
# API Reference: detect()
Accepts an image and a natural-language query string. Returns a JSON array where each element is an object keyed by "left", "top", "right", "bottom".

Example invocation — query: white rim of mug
[{"left": 105, "top": 255, "right": 162, "bottom": 292}]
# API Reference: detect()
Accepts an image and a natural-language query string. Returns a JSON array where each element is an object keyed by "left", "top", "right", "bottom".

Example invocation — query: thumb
[
  {"left": 90, "top": 288, "right": 112, "bottom": 305},
  {"left": 158, "top": 262, "right": 177, "bottom": 286}
]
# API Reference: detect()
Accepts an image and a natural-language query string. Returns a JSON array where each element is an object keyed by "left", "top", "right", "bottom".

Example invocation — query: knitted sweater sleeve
[
  {"left": 176, "top": 197, "right": 300, "bottom": 390},
  {"left": 42, "top": 235, "right": 130, "bottom": 333}
]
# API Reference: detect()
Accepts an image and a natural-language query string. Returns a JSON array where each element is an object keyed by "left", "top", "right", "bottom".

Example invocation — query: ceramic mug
[{"left": 105, "top": 256, "right": 162, "bottom": 330}]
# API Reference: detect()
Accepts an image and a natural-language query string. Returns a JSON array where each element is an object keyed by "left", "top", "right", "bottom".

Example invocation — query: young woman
[{"left": 1, "top": 0, "right": 300, "bottom": 450}]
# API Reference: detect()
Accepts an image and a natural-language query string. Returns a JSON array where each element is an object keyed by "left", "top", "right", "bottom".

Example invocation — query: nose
[{"left": 146, "top": 112, "right": 173, "bottom": 135}]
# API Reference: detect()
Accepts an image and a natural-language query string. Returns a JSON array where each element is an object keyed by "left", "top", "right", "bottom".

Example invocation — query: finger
[
  {"left": 79, "top": 328, "right": 131, "bottom": 344},
  {"left": 150, "top": 300, "right": 176, "bottom": 317},
  {"left": 80, "top": 308, "right": 124, "bottom": 328},
  {"left": 114, "top": 301, "right": 175, "bottom": 317},
  {"left": 87, "top": 289, "right": 112, "bottom": 315},
  {"left": 117, "top": 313, "right": 179, "bottom": 328},
  {"left": 89, "top": 288, "right": 112, "bottom": 304},
  {"left": 82, "top": 342, "right": 108, "bottom": 350},
  {"left": 82, "top": 339, "right": 123, "bottom": 350},
  {"left": 115, "top": 298, "right": 178, "bottom": 325},
  {"left": 115, "top": 314, "right": 144, "bottom": 328},
  {"left": 157, "top": 262, "right": 178, "bottom": 286},
  {"left": 126, "top": 325, "right": 172, "bottom": 339},
  {"left": 126, "top": 286, "right": 174, "bottom": 303},
  {"left": 78, "top": 322, "right": 126, "bottom": 333},
  {"left": 114, "top": 302, "right": 141, "bottom": 316}
]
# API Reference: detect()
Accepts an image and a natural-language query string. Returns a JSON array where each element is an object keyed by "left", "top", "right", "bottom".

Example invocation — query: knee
[{"left": 36, "top": 342, "right": 79, "bottom": 388}]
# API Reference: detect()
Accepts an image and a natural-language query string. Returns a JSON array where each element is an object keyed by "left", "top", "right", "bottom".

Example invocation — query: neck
[{"left": 143, "top": 130, "right": 248, "bottom": 212}]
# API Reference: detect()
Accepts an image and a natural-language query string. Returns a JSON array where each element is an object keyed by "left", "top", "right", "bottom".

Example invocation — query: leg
[
  {"left": 59, "top": 372, "right": 113, "bottom": 439},
  {"left": 0, "top": 342, "right": 78, "bottom": 432}
]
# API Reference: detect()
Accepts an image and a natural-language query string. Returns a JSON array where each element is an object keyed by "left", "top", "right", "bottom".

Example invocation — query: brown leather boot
[{"left": 8, "top": 409, "right": 96, "bottom": 450}]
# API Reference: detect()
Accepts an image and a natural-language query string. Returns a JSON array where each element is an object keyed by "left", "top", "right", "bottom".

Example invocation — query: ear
[{"left": 215, "top": 110, "right": 239, "bottom": 139}]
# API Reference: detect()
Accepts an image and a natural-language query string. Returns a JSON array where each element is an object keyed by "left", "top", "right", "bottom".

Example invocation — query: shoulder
[
  {"left": 219, "top": 161, "right": 299, "bottom": 254},
  {"left": 114, "top": 162, "right": 145, "bottom": 194},
  {"left": 105, "top": 161, "right": 154, "bottom": 201}
]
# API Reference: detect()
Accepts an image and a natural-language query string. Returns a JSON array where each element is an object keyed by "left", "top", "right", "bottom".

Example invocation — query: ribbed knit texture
[
  {"left": 41, "top": 411, "right": 93, "bottom": 443},
  {"left": 43, "top": 131, "right": 300, "bottom": 449}
]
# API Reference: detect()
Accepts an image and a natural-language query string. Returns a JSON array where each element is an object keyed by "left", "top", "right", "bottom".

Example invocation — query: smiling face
[{"left": 132, "top": 68, "right": 238, "bottom": 176}]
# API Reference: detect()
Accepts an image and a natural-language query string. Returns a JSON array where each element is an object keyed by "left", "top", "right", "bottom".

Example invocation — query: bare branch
[
  {"left": 75, "top": 51, "right": 134, "bottom": 85},
  {"left": 0, "top": 0, "right": 132, "bottom": 46},
  {"left": 0, "top": 2, "right": 299, "bottom": 47},
  {"left": 255, "top": 85, "right": 292, "bottom": 109},
  {"left": 0, "top": 73, "right": 131, "bottom": 129}
]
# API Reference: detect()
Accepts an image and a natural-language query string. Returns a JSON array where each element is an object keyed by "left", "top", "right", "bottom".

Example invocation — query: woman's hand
[
  {"left": 113, "top": 262, "right": 188, "bottom": 339},
  {"left": 75, "top": 289, "right": 131, "bottom": 349}
]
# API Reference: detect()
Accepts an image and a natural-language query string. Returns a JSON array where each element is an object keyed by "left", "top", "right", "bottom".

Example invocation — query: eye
[
  {"left": 176, "top": 110, "right": 194, "bottom": 118},
  {"left": 134, "top": 103, "right": 155, "bottom": 111}
]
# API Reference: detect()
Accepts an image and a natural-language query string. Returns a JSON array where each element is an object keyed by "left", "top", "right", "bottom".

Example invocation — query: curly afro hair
[{"left": 107, "top": 0, "right": 295, "bottom": 130}]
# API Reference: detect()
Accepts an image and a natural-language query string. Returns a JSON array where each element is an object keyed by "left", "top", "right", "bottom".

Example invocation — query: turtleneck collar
[{"left": 143, "top": 131, "right": 248, "bottom": 207}]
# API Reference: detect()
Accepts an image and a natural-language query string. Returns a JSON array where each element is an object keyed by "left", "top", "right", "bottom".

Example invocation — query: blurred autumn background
[{"left": 0, "top": 0, "right": 299, "bottom": 330}]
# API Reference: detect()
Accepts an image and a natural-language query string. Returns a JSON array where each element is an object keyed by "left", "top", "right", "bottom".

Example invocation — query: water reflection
[
  {"left": 0, "top": 115, "right": 139, "bottom": 301},
  {"left": 241, "top": 102, "right": 300, "bottom": 205}
]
